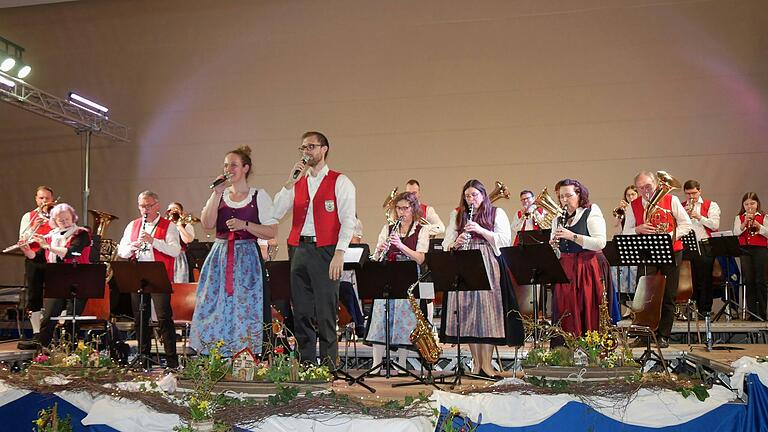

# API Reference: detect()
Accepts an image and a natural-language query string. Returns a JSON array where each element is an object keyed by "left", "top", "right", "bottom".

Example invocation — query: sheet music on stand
[
  {"left": 614, "top": 234, "right": 674, "bottom": 266},
  {"left": 680, "top": 231, "right": 700, "bottom": 256}
]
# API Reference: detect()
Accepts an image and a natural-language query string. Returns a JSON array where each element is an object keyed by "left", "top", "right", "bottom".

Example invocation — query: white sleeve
[
  {"left": 416, "top": 225, "right": 430, "bottom": 253},
  {"left": 272, "top": 187, "right": 294, "bottom": 221},
  {"left": 153, "top": 223, "right": 181, "bottom": 258},
  {"left": 733, "top": 215, "right": 744, "bottom": 236},
  {"left": 488, "top": 208, "right": 512, "bottom": 256},
  {"left": 116, "top": 222, "right": 135, "bottom": 259},
  {"left": 581, "top": 204, "right": 607, "bottom": 251},
  {"left": 335, "top": 175, "right": 357, "bottom": 252},
  {"left": 701, "top": 201, "right": 721, "bottom": 232},
  {"left": 441, "top": 210, "right": 459, "bottom": 250},
  {"left": 256, "top": 189, "right": 278, "bottom": 225},
  {"left": 425, "top": 206, "right": 445, "bottom": 236},
  {"left": 19, "top": 213, "right": 31, "bottom": 238},
  {"left": 184, "top": 224, "right": 196, "bottom": 241},
  {"left": 671, "top": 195, "right": 693, "bottom": 239},
  {"left": 622, "top": 202, "right": 638, "bottom": 235}
]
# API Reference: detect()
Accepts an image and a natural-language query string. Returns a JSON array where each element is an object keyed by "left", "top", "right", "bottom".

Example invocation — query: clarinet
[
  {"left": 462, "top": 204, "right": 476, "bottom": 250},
  {"left": 375, "top": 216, "right": 404, "bottom": 262}
]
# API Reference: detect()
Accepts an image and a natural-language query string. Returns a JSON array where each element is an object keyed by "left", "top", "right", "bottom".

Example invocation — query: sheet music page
[{"left": 344, "top": 247, "right": 364, "bottom": 263}]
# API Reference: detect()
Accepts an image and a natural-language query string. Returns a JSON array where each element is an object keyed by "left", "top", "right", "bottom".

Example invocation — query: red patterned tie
[{"left": 225, "top": 231, "right": 235, "bottom": 296}]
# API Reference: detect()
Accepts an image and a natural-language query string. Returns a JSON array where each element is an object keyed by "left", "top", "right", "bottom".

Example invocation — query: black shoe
[
  {"left": 165, "top": 355, "right": 179, "bottom": 370},
  {"left": 355, "top": 326, "right": 366, "bottom": 339},
  {"left": 656, "top": 337, "right": 670, "bottom": 348},
  {"left": 17, "top": 338, "right": 40, "bottom": 350}
]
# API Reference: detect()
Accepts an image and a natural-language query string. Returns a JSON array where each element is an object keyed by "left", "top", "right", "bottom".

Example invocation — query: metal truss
[{"left": 0, "top": 71, "right": 129, "bottom": 142}]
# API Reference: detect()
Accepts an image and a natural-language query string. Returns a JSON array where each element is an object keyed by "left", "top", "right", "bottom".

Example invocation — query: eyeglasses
[
  {"left": 559, "top": 193, "right": 576, "bottom": 200},
  {"left": 138, "top": 202, "right": 158, "bottom": 210},
  {"left": 464, "top": 192, "right": 481, "bottom": 200},
  {"left": 395, "top": 205, "right": 411, "bottom": 211},
  {"left": 298, "top": 144, "right": 324, "bottom": 152}
]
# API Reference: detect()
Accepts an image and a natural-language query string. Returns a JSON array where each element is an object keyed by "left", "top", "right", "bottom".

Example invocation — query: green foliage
[
  {"left": 33, "top": 403, "right": 73, "bottom": 432},
  {"left": 677, "top": 383, "right": 710, "bottom": 401},
  {"left": 527, "top": 376, "right": 571, "bottom": 391},
  {"left": 267, "top": 384, "right": 300, "bottom": 406}
]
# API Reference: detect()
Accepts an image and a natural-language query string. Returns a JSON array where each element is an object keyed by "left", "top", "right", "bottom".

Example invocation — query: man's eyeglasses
[
  {"left": 138, "top": 202, "right": 158, "bottom": 210},
  {"left": 298, "top": 144, "right": 324, "bottom": 152}
]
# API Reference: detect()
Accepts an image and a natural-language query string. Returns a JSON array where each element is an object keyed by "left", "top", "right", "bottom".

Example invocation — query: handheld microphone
[
  {"left": 209, "top": 173, "right": 233, "bottom": 189},
  {"left": 292, "top": 155, "right": 311, "bottom": 180}
]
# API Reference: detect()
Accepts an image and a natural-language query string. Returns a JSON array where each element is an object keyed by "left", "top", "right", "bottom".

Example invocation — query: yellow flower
[
  {"left": 35, "top": 418, "right": 45, "bottom": 426},
  {"left": 198, "top": 400, "right": 210, "bottom": 410},
  {"left": 77, "top": 341, "right": 86, "bottom": 350}
]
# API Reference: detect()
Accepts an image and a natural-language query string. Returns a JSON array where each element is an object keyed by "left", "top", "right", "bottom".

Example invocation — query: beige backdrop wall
[{"left": 1, "top": 0, "right": 767, "bottom": 283}]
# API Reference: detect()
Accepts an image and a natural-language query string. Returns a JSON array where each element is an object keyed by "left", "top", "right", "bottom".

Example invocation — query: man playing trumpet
[
  {"left": 17, "top": 186, "right": 55, "bottom": 350},
  {"left": 682, "top": 180, "right": 720, "bottom": 315},
  {"left": 622, "top": 171, "right": 691, "bottom": 347}
]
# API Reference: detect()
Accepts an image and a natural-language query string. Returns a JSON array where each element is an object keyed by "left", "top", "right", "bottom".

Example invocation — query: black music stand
[
  {"left": 351, "top": 260, "right": 420, "bottom": 392},
  {"left": 110, "top": 261, "right": 172, "bottom": 370},
  {"left": 43, "top": 263, "right": 106, "bottom": 344},
  {"left": 501, "top": 243, "right": 568, "bottom": 348},
  {"left": 265, "top": 259, "right": 293, "bottom": 348},
  {"left": 706, "top": 236, "right": 761, "bottom": 322},
  {"left": 681, "top": 231, "right": 700, "bottom": 257},
  {"left": 428, "top": 249, "right": 493, "bottom": 388},
  {"left": 614, "top": 234, "right": 673, "bottom": 367}
]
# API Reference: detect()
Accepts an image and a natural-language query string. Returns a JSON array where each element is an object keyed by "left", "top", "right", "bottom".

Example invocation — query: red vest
[
  {"left": 683, "top": 199, "right": 714, "bottom": 237},
  {"left": 130, "top": 217, "right": 175, "bottom": 282},
  {"left": 738, "top": 213, "right": 768, "bottom": 247},
  {"left": 631, "top": 194, "right": 683, "bottom": 252},
  {"left": 45, "top": 228, "right": 92, "bottom": 264},
  {"left": 25, "top": 209, "right": 53, "bottom": 253},
  {"left": 513, "top": 207, "right": 543, "bottom": 246},
  {"left": 420, "top": 203, "right": 428, "bottom": 219},
  {"left": 288, "top": 170, "right": 342, "bottom": 247}
]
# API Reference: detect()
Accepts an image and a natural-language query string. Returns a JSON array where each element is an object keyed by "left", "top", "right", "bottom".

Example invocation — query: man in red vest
[
  {"left": 17, "top": 186, "right": 55, "bottom": 350},
  {"left": 404, "top": 179, "right": 445, "bottom": 237},
  {"left": 510, "top": 189, "right": 547, "bottom": 246},
  {"left": 622, "top": 172, "right": 692, "bottom": 348},
  {"left": 682, "top": 180, "right": 720, "bottom": 315},
  {"left": 274, "top": 131, "right": 356, "bottom": 367},
  {"left": 117, "top": 190, "right": 181, "bottom": 369}
]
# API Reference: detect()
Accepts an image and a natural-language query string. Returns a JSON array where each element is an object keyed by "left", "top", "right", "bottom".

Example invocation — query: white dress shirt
[
  {"left": 441, "top": 208, "right": 512, "bottom": 256},
  {"left": 273, "top": 164, "right": 356, "bottom": 251},
  {"left": 117, "top": 215, "right": 181, "bottom": 261},
  {"left": 423, "top": 205, "right": 446, "bottom": 237},
  {"left": 621, "top": 195, "right": 692, "bottom": 240},
  {"left": 687, "top": 197, "right": 720, "bottom": 240},
  {"left": 19, "top": 211, "right": 32, "bottom": 238},
  {"left": 549, "top": 204, "right": 607, "bottom": 251},
  {"left": 510, "top": 207, "right": 547, "bottom": 236}
]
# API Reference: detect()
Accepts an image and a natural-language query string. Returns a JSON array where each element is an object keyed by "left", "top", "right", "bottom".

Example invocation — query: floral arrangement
[
  {"left": 249, "top": 321, "right": 331, "bottom": 383},
  {"left": 31, "top": 340, "right": 113, "bottom": 368},
  {"left": 33, "top": 403, "right": 73, "bottom": 432},
  {"left": 573, "top": 330, "right": 636, "bottom": 368}
]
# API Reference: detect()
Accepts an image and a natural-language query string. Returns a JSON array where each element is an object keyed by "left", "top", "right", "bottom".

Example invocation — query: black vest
[{"left": 559, "top": 206, "right": 592, "bottom": 254}]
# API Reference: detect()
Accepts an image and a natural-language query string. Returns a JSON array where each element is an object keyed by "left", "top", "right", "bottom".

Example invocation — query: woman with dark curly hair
[{"left": 550, "top": 179, "right": 607, "bottom": 339}]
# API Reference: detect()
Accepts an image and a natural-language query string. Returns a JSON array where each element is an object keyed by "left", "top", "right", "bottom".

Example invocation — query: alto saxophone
[{"left": 407, "top": 279, "right": 442, "bottom": 364}]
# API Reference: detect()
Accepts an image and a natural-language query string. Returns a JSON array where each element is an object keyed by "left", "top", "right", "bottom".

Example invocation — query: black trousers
[
  {"left": 640, "top": 251, "right": 682, "bottom": 339},
  {"left": 690, "top": 254, "right": 715, "bottom": 313},
  {"left": 742, "top": 246, "right": 768, "bottom": 320},
  {"left": 25, "top": 257, "right": 46, "bottom": 312},
  {"left": 131, "top": 292, "right": 177, "bottom": 367},
  {"left": 289, "top": 242, "right": 339, "bottom": 367},
  {"left": 39, "top": 297, "right": 87, "bottom": 347}
]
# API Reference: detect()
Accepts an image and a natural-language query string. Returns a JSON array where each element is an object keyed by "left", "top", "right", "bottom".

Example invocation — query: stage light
[
  {"left": 68, "top": 92, "right": 109, "bottom": 117},
  {"left": 0, "top": 36, "right": 30, "bottom": 79},
  {"left": 0, "top": 57, "right": 14, "bottom": 72},
  {"left": 0, "top": 74, "right": 15, "bottom": 88},
  {"left": 16, "top": 64, "right": 30, "bottom": 79}
]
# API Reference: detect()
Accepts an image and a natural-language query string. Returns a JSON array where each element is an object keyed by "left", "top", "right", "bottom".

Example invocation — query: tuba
[
  {"left": 89, "top": 210, "right": 119, "bottom": 281},
  {"left": 407, "top": 280, "right": 442, "bottom": 364},
  {"left": 533, "top": 187, "right": 564, "bottom": 229},
  {"left": 383, "top": 187, "right": 398, "bottom": 224},
  {"left": 644, "top": 171, "right": 681, "bottom": 233},
  {"left": 488, "top": 180, "right": 510, "bottom": 203}
]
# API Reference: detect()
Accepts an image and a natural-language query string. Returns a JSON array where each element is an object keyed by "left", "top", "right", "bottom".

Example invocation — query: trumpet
[
  {"left": 746, "top": 211, "right": 762, "bottom": 236},
  {"left": 165, "top": 210, "right": 201, "bottom": 225},
  {"left": 612, "top": 200, "right": 629, "bottom": 219},
  {"left": 374, "top": 216, "right": 404, "bottom": 262}
]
